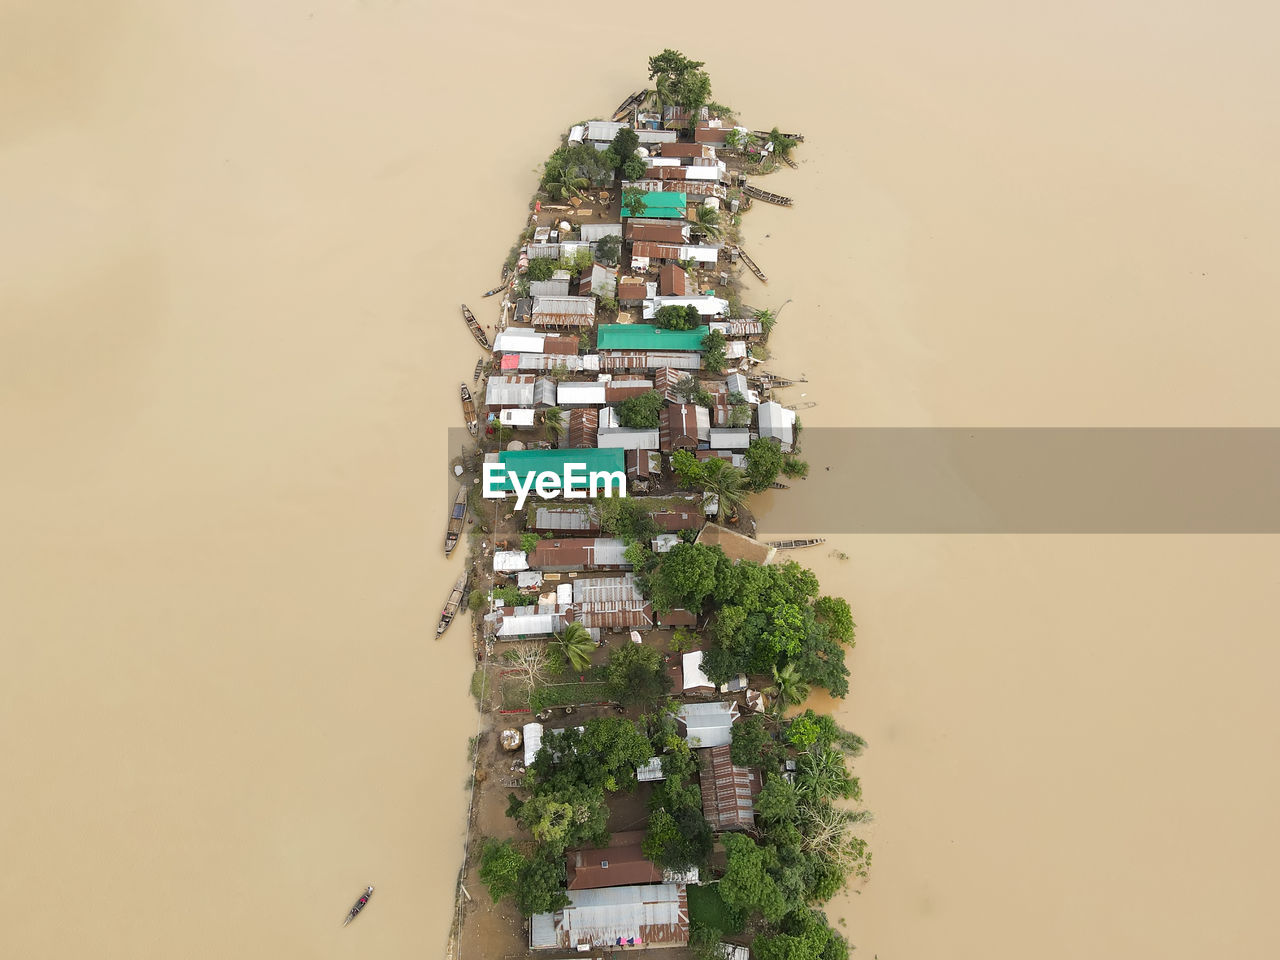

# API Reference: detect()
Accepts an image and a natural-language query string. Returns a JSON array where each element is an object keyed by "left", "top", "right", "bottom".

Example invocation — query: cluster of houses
[{"left": 477, "top": 111, "right": 798, "bottom": 955}]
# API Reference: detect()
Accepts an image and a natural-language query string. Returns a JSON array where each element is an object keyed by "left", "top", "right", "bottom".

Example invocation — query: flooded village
[{"left": 442, "top": 53, "right": 868, "bottom": 960}]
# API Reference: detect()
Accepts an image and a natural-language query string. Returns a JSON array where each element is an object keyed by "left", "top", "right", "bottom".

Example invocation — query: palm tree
[
  {"left": 545, "top": 161, "right": 590, "bottom": 201},
  {"left": 753, "top": 307, "right": 776, "bottom": 333},
  {"left": 554, "top": 621, "right": 596, "bottom": 673},
  {"left": 692, "top": 204, "right": 723, "bottom": 240},
  {"left": 542, "top": 406, "right": 565, "bottom": 446},
  {"left": 700, "top": 456, "right": 747, "bottom": 520},
  {"left": 765, "top": 662, "right": 810, "bottom": 716}
]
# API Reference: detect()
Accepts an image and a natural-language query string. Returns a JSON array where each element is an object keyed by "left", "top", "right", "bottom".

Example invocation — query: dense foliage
[
  {"left": 655, "top": 303, "right": 702, "bottom": 330},
  {"left": 701, "top": 329, "right": 727, "bottom": 373},
  {"left": 616, "top": 389, "right": 667, "bottom": 428}
]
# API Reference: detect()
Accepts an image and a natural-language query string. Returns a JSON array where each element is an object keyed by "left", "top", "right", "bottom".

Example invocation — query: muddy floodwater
[{"left": 2, "top": 2, "right": 1277, "bottom": 958}]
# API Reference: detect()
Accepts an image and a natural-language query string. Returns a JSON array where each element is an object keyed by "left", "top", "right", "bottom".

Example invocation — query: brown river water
[{"left": 2, "top": 2, "right": 1277, "bottom": 958}]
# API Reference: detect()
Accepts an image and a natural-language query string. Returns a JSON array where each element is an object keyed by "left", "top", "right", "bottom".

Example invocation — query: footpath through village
[{"left": 442, "top": 52, "right": 870, "bottom": 960}]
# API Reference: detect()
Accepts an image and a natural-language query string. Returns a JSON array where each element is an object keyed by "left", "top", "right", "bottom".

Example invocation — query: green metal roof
[
  {"left": 622, "top": 191, "right": 687, "bottom": 219},
  {"left": 596, "top": 323, "right": 710, "bottom": 352},
  {"left": 490, "top": 448, "right": 626, "bottom": 492}
]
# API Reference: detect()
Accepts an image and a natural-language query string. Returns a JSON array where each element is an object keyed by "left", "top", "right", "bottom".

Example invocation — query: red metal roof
[
  {"left": 659, "top": 263, "right": 690, "bottom": 297},
  {"left": 567, "top": 832, "right": 664, "bottom": 889},
  {"left": 700, "top": 744, "right": 762, "bottom": 831}
]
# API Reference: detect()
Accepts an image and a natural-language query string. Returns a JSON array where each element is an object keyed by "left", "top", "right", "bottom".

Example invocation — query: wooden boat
[
  {"left": 460, "top": 304, "right": 490, "bottom": 349},
  {"left": 752, "top": 129, "right": 805, "bottom": 143},
  {"left": 437, "top": 571, "right": 470, "bottom": 638},
  {"left": 482, "top": 282, "right": 506, "bottom": 298},
  {"left": 785, "top": 401, "right": 817, "bottom": 411},
  {"left": 460, "top": 383, "right": 478, "bottom": 437},
  {"left": 735, "top": 247, "right": 768, "bottom": 283},
  {"left": 343, "top": 886, "right": 374, "bottom": 927},
  {"left": 767, "top": 538, "right": 826, "bottom": 550},
  {"left": 445, "top": 485, "right": 468, "bottom": 555},
  {"left": 769, "top": 481, "right": 790, "bottom": 490},
  {"left": 472, "top": 358, "right": 483, "bottom": 383},
  {"left": 611, "top": 89, "right": 646, "bottom": 121},
  {"left": 742, "top": 184, "right": 793, "bottom": 207}
]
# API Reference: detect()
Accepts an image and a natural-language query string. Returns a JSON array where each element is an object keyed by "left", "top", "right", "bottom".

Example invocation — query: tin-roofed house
[
  {"left": 757, "top": 401, "right": 796, "bottom": 451},
  {"left": 660, "top": 403, "right": 709, "bottom": 452},
  {"left": 530, "top": 537, "right": 631, "bottom": 572},
  {"left": 577, "top": 263, "right": 618, "bottom": 299},
  {"left": 699, "top": 744, "right": 762, "bottom": 832},
  {"left": 627, "top": 449, "right": 661, "bottom": 492},
  {"left": 485, "top": 375, "right": 537, "bottom": 409},
  {"left": 659, "top": 263, "right": 691, "bottom": 297},
  {"left": 529, "top": 504, "right": 602, "bottom": 534},
  {"left": 532, "top": 295, "right": 597, "bottom": 330},
  {"left": 677, "top": 701, "right": 740, "bottom": 748},
  {"left": 567, "top": 408, "right": 600, "bottom": 448},
  {"left": 618, "top": 276, "right": 653, "bottom": 305},
  {"left": 642, "top": 296, "right": 729, "bottom": 320},
  {"left": 567, "top": 831, "right": 664, "bottom": 890},
  {"left": 621, "top": 191, "right": 687, "bottom": 219},
  {"left": 529, "top": 882, "right": 690, "bottom": 951}
]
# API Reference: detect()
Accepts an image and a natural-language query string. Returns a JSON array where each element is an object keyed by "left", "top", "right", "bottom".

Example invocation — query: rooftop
[
  {"left": 567, "top": 831, "right": 664, "bottom": 890},
  {"left": 529, "top": 882, "right": 689, "bottom": 950},
  {"left": 490, "top": 449, "right": 625, "bottom": 493},
  {"left": 622, "top": 191, "right": 687, "bottom": 219},
  {"left": 597, "top": 324, "right": 710, "bottom": 352}
]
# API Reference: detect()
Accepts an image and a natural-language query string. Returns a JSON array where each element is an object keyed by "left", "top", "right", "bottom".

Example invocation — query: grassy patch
[
  {"left": 686, "top": 883, "right": 744, "bottom": 935},
  {"left": 469, "top": 667, "right": 491, "bottom": 707},
  {"left": 529, "top": 681, "right": 614, "bottom": 711}
]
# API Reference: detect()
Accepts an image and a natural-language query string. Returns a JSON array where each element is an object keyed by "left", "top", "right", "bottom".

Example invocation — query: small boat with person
[
  {"left": 437, "top": 571, "right": 470, "bottom": 638},
  {"left": 482, "top": 282, "right": 506, "bottom": 298},
  {"left": 460, "top": 304, "right": 490, "bottom": 349},
  {"left": 460, "top": 383, "right": 478, "bottom": 436},
  {"left": 445, "top": 484, "right": 469, "bottom": 555},
  {"left": 343, "top": 885, "right": 374, "bottom": 927}
]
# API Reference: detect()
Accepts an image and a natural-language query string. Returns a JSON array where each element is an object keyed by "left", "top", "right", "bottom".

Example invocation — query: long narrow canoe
[
  {"left": 460, "top": 383, "right": 478, "bottom": 437},
  {"left": 767, "top": 538, "right": 826, "bottom": 550},
  {"left": 343, "top": 886, "right": 374, "bottom": 927},
  {"left": 445, "top": 484, "right": 468, "bottom": 555},
  {"left": 482, "top": 282, "right": 506, "bottom": 298},
  {"left": 460, "top": 304, "right": 490, "bottom": 349},
  {"left": 437, "top": 571, "right": 470, "bottom": 638}
]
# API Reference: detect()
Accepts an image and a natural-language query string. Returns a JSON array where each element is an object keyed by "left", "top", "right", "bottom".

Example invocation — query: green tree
[
  {"left": 600, "top": 495, "right": 660, "bottom": 544},
  {"left": 514, "top": 849, "right": 572, "bottom": 917},
  {"left": 766, "top": 127, "right": 799, "bottom": 160},
  {"left": 745, "top": 436, "right": 785, "bottom": 491},
  {"left": 753, "top": 909, "right": 849, "bottom": 960},
  {"left": 701, "top": 329, "right": 727, "bottom": 374},
  {"left": 730, "top": 713, "right": 775, "bottom": 768},
  {"left": 616, "top": 389, "right": 667, "bottom": 428},
  {"left": 754, "top": 306, "right": 778, "bottom": 333},
  {"left": 754, "top": 774, "right": 800, "bottom": 825},
  {"left": 553, "top": 620, "right": 595, "bottom": 673},
  {"left": 530, "top": 717, "right": 654, "bottom": 793},
  {"left": 515, "top": 782, "right": 609, "bottom": 853},
  {"left": 670, "top": 448, "right": 707, "bottom": 488},
  {"left": 605, "top": 642, "right": 671, "bottom": 708},
  {"left": 478, "top": 838, "right": 526, "bottom": 903},
  {"left": 521, "top": 532, "right": 541, "bottom": 554},
  {"left": 527, "top": 257, "right": 558, "bottom": 281},
  {"left": 595, "top": 233, "right": 623, "bottom": 266},
  {"left": 610, "top": 127, "right": 639, "bottom": 165},
  {"left": 813, "top": 595, "right": 855, "bottom": 642},
  {"left": 795, "top": 746, "right": 859, "bottom": 802},
  {"left": 649, "top": 542, "right": 725, "bottom": 614},
  {"left": 719, "top": 833, "right": 788, "bottom": 923},
  {"left": 642, "top": 804, "right": 713, "bottom": 871},
  {"left": 766, "top": 662, "right": 811, "bottom": 716},
  {"left": 655, "top": 304, "right": 697, "bottom": 330},
  {"left": 542, "top": 406, "right": 565, "bottom": 445},
  {"left": 622, "top": 187, "right": 649, "bottom": 217},
  {"left": 623, "top": 154, "right": 648, "bottom": 180}
]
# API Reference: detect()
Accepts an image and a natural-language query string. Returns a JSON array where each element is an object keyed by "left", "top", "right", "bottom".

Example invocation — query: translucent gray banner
[{"left": 754, "top": 428, "right": 1280, "bottom": 534}]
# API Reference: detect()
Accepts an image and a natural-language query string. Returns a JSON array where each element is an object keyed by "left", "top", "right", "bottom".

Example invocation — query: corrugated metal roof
[
  {"left": 636, "top": 756, "right": 667, "bottom": 782},
  {"left": 678, "top": 700, "right": 739, "bottom": 748},
  {"left": 530, "top": 537, "right": 629, "bottom": 570},
  {"left": 597, "top": 427, "right": 660, "bottom": 451},
  {"left": 530, "top": 278, "right": 571, "bottom": 298},
  {"left": 530, "top": 504, "right": 602, "bottom": 532},
  {"left": 656, "top": 142, "right": 715, "bottom": 159},
  {"left": 492, "top": 606, "right": 571, "bottom": 638},
  {"left": 580, "top": 223, "right": 624, "bottom": 241},
  {"left": 598, "top": 324, "right": 709, "bottom": 352},
  {"left": 494, "top": 550, "right": 530, "bottom": 573},
  {"left": 604, "top": 378, "right": 655, "bottom": 400},
  {"left": 643, "top": 296, "right": 729, "bottom": 320},
  {"left": 493, "top": 329, "right": 545, "bottom": 353},
  {"left": 652, "top": 533, "right": 680, "bottom": 553},
  {"left": 556, "top": 381, "right": 607, "bottom": 405},
  {"left": 635, "top": 129, "right": 678, "bottom": 144},
  {"left": 532, "top": 295, "right": 597, "bottom": 328},
  {"left": 490, "top": 449, "right": 624, "bottom": 494},
  {"left": 567, "top": 831, "right": 663, "bottom": 890},
  {"left": 514, "top": 354, "right": 595, "bottom": 373},
  {"left": 700, "top": 744, "right": 761, "bottom": 831},
  {"left": 709, "top": 320, "right": 765, "bottom": 338},
  {"left": 529, "top": 883, "right": 689, "bottom": 950},
  {"left": 628, "top": 179, "right": 727, "bottom": 199},
  {"left": 574, "top": 601, "right": 653, "bottom": 630},
  {"left": 659, "top": 263, "right": 690, "bottom": 296},
  {"left": 534, "top": 378, "right": 558, "bottom": 406},
  {"left": 485, "top": 375, "right": 536, "bottom": 407},
  {"left": 757, "top": 401, "right": 795, "bottom": 449},
  {"left": 567, "top": 408, "right": 600, "bottom": 448},
  {"left": 683, "top": 650, "right": 714, "bottom": 691},
  {"left": 499, "top": 409, "right": 536, "bottom": 427},
  {"left": 708, "top": 428, "right": 751, "bottom": 449},
  {"left": 585, "top": 120, "right": 628, "bottom": 141},
  {"left": 573, "top": 574, "right": 643, "bottom": 604},
  {"left": 625, "top": 222, "right": 690, "bottom": 243},
  {"left": 629, "top": 241, "right": 718, "bottom": 263},
  {"left": 621, "top": 191, "right": 687, "bottom": 219},
  {"left": 601, "top": 352, "right": 702, "bottom": 372}
]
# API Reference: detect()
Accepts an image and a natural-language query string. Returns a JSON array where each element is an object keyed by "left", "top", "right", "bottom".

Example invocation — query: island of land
[{"left": 442, "top": 51, "right": 868, "bottom": 960}]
